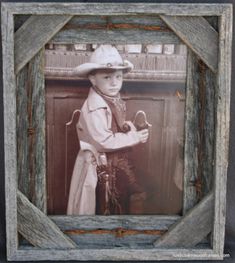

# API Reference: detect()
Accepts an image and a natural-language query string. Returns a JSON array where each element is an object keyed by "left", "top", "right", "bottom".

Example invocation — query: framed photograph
[{"left": 1, "top": 3, "right": 232, "bottom": 261}]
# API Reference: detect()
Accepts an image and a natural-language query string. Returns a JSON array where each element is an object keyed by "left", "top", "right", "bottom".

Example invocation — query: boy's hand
[
  {"left": 125, "top": 121, "right": 136, "bottom": 131},
  {"left": 137, "top": 129, "right": 149, "bottom": 143}
]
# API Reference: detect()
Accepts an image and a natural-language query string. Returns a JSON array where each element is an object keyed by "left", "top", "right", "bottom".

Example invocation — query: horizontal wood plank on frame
[
  {"left": 4, "top": 3, "right": 229, "bottom": 16},
  {"left": 13, "top": 248, "right": 221, "bottom": 261},
  {"left": 160, "top": 15, "right": 218, "bottom": 72},
  {"left": 51, "top": 29, "right": 181, "bottom": 45},
  {"left": 154, "top": 192, "right": 213, "bottom": 248},
  {"left": 50, "top": 215, "right": 180, "bottom": 230},
  {"left": 14, "top": 14, "right": 73, "bottom": 74},
  {"left": 50, "top": 215, "right": 179, "bottom": 247},
  {"left": 64, "top": 231, "right": 164, "bottom": 249},
  {"left": 17, "top": 191, "right": 77, "bottom": 249},
  {"left": 50, "top": 14, "right": 181, "bottom": 44},
  {"left": 63, "top": 15, "right": 168, "bottom": 28}
]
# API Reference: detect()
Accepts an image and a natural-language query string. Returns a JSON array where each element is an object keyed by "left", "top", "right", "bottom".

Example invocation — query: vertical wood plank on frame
[
  {"left": 16, "top": 49, "right": 46, "bottom": 213},
  {"left": 1, "top": 4, "right": 18, "bottom": 260},
  {"left": 184, "top": 50, "right": 216, "bottom": 214},
  {"left": 213, "top": 6, "right": 233, "bottom": 256},
  {"left": 184, "top": 49, "right": 199, "bottom": 212}
]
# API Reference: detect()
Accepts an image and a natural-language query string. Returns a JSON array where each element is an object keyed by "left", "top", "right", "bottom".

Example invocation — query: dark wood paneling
[{"left": 46, "top": 84, "right": 88, "bottom": 215}]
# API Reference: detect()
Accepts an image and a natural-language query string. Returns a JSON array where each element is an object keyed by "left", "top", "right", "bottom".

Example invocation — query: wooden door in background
[
  {"left": 46, "top": 80, "right": 89, "bottom": 215},
  {"left": 46, "top": 79, "right": 185, "bottom": 215}
]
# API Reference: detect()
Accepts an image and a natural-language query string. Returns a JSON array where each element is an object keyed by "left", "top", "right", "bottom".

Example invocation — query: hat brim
[{"left": 73, "top": 60, "right": 134, "bottom": 77}]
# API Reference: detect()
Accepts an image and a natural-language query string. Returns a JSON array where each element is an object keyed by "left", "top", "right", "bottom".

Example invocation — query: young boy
[{"left": 67, "top": 45, "right": 149, "bottom": 215}]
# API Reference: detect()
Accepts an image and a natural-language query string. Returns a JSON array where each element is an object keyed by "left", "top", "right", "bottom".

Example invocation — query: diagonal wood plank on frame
[
  {"left": 17, "top": 191, "right": 77, "bottom": 249},
  {"left": 14, "top": 15, "right": 73, "bottom": 74},
  {"left": 160, "top": 15, "right": 218, "bottom": 72},
  {"left": 154, "top": 191, "right": 213, "bottom": 248}
]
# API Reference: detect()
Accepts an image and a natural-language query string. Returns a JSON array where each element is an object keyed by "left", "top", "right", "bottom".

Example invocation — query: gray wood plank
[
  {"left": 213, "top": 5, "right": 233, "bottom": 256},
  {"left": 16, "top": 49, "right": 46, "bottom": 213},
  {"left": 154, "top": 192, "right": 213, "bottom": 248},
  {"left": 16, "top": 66, "right": 29, "bottom": 198},
  {"left": 183, "top": 50, "right": 216, "bottom": 213},
  {"left": 4, "top": 3, "right": 228, "bottom": 16},
  {"left": 1, "top": 5, "right": 18, "bottom": 260},
  {"left": 14, "top": 14, "right": 73, "bottom": 74},
  {"left": 65, "top": 15, "right": 167, "bottom": 28},
  {"left": 159, "top": 15, "right": 218, "bottom": 72},
  {"left": 50, "top": 215, "right": 180, "bottom": 231},
  {"left": 50, "top": 29, "right": 181, "bottom": 45},
  {"left": 29, "top": 49, "right": 46, "bottom": 212},
  {"left": 50, "top": 215, "right": 179, "bottom": 247},
  {"left": 65, "top": 231, "right": 163, "bottom": 248},
  {"left": 17, "top": 191, "right": 77, "bottom": 249},
  {"left": 13, "top": 248, "right": 221, "bottom": 261},
  {"left": 201, "top": 63, "right": 216, "bottom": 196},
  {"left": 183, "top": 50, "right": 199, "bottom": 212}
]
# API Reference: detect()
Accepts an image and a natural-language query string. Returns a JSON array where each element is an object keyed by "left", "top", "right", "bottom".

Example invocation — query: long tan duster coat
[{"left": 67, "top": 88, "right": 140, "bottom": 215}]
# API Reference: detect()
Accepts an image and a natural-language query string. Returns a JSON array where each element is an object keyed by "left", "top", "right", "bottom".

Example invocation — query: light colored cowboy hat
[{"left": 74, "top": 45, "right": 134, "bottom": 77}]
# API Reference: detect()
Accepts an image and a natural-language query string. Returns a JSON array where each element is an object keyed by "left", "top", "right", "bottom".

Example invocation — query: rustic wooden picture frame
[{"left": 1, "top": 3, "right": 232, "bottom": 261}]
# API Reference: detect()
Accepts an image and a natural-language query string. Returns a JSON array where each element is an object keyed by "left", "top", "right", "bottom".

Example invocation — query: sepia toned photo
[{"left": 45, "top": 43, "right": 187, "bottom": 216}]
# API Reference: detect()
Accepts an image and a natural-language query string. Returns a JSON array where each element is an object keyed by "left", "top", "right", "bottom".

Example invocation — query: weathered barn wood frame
[{"left": 1, "top": 3, "right": 232, "bottom": 261}]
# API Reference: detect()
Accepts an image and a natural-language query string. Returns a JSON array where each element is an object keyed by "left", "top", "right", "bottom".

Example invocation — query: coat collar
[{"left": 87, "top": 88, "right": 108, "bottom": 112}]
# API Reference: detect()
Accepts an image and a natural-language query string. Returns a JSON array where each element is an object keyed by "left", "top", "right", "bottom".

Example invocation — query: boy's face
[{"left": 89, "top": 69, "right": 123, "bottom": 96}]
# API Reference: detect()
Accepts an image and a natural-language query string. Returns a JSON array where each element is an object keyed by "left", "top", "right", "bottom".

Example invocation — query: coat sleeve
[{"left": 84, "top": 108, "right": 140, "bottom": 151}]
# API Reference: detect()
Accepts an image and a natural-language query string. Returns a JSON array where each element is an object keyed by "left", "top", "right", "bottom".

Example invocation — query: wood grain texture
[
  {"left": 1, "top": 5, "right": 18, "bottom": 260},
  {"left": 183, "top": 50, "right": 216, "bottom": 213},
  {"left": 154, "top": 192, "right": 213, "bottom": 248},
  {"left": 159, "top": 16, "right": 218, "bottom": 72},
  {"left": 50, "top": 216, "right": 178, "bottom": 248},
  {"left": 200, "top": 62, "right": 216, "bottom": 196},
  {"left": 63, "top": 15, "right": 167, "bottom": 28},
  {"left": 16, "top": 49, "right": 47, "bottom": 212},
  {"left": 17, "top": 191, "right": 77, "bottom": 249},
  {"left": 50, "top": 215, "right": 180, "bottom": 231},
  {"left": 28, "top": 49, "right": 46, "bottom": 212},
  {"left": 213, "top": 5, "right": 233, "bottom": 256},
  {"left": 183, "top": 50, "right": 199, "bottom": 212},
  {"left": 12, "top": 248, "right": 220, "bottom": 261},
  {"left": 51, "top": 29, "right": 181, "bottom": 45},
  {"left": 4, "top": 3, "right": 228, "bottom": 16},
  {"left": 65, "top": 231, "right": 164, "bottom": 248},
  {"left": 14, "top": 14, "right": 73, "bottom": 74},
  {"left": 16, "top": 66, "right": 29, "bottom": 197},
  {"left": 50, "top": 15, "right": 181, "bottom": 44}
]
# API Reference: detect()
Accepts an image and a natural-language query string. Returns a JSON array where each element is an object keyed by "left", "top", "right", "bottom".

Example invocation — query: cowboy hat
[{"left": 74, "top": 45, "right": 134, "bottom": 77}]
